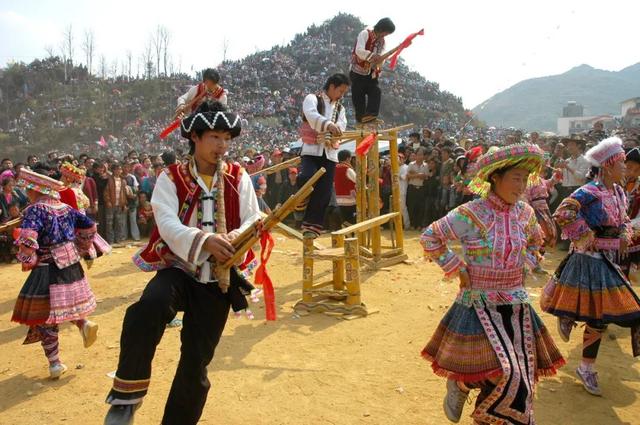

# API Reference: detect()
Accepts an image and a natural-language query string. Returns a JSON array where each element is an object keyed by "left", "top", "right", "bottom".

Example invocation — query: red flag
[
  {"left": 160, "top": 118, "right": 181, "bottom": 139},
  {"left": 98, "top": 136, "right": 107, "bottom": 147},
  {"left": 356, "top": 133, "right": 377, "bottom": 157},
  {"left": 254, "top": 229, "right": 277, "bottom": 321},
  {"left": 389, "top": 29, "right": 424, "bottom": 70}
]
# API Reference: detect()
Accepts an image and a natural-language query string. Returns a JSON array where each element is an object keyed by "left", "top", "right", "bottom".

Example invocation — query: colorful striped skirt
[
  {"left": 12, "top": 261, "right": 96, "bottom": 327},
  {"left": 423, "top": 301, "right": 564, "bottom": 424},
  {"left": 423, "top": 302, "right": 564, "bottom": 382},
  {"left": 543, "top": 252, "right": 640, "bottom": 327}
]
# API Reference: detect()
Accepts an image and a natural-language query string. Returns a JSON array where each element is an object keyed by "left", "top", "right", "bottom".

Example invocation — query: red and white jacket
[{"left": 177, "top": 82, "right": 228, "bottom": 112}]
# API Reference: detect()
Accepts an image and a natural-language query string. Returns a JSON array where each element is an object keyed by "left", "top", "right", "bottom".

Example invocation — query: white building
[
  {"left": 557, "top": 115, "right": 615, "bottom": 136},
  {"left": 621, "top": 97, "right": 640, "bottom": 117}
]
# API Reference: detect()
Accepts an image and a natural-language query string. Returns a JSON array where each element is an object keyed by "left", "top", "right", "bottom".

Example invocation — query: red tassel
[
  {"left": 389, "top": 28, "right": 424, "bottom": 70},
  {"left": 255, "top": 230, "right": 276, "bottom": 321},
  {"left": 356, "top": 133, "right": 377, "bottom": 157},
  {"left": 159, "top": 119, "right": 181, "bottom": 139}
]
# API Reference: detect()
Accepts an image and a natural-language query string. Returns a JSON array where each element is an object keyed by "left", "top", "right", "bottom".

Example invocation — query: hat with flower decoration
[
  {"left": 16, "top": 168, "right": 64, "bottom": 199},
  {"left": 467, "top": 143, "right": 545, "bottom": 197}
]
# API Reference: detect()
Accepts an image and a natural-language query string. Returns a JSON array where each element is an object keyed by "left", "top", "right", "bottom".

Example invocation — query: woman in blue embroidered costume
[
  {"left": 421, "top": 144, "right": 565, "bottom": 425},
  {"left": 542, "top": 136, "right": 640, "bottom": 396},
  {"left": 11, "top": 168, "right": 103, "bottom": 379}
]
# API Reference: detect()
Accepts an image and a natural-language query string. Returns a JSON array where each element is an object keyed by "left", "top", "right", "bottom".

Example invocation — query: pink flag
[{"left": 98, "top": 136, "right": 107, "bottom": 147}]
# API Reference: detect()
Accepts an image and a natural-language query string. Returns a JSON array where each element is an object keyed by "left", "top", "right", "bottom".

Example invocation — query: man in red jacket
[{"left": 334, "top": 149, "right": 357, "bottom": 224}]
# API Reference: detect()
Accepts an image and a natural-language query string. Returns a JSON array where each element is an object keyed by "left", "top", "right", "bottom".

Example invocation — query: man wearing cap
[{"left": 104, "top": 101, "right": 260, "bottom": 425}]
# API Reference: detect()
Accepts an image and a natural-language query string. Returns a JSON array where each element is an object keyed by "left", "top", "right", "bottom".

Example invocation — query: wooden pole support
[
  {"left": 344, "top": 237, "right": 361, "bottom": 306},
  {"left": 302, "top": 236, "right": 315, "bottom": 302},
  {"left": 332, "top": 234, "right": 345, "bottom": 291},
  {"left": 388, "top": 132, "right": 404, "bottom": 252}
]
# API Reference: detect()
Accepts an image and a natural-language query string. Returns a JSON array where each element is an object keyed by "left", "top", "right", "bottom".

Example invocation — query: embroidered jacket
[
  {"left": 554, "top": 181, "right": 631, "bottom": 252},
  {"left": 133, "top": 160, "right": 260, "bottom": 283},
  {"left": 421, "top": 192, "right": 543, "bottom": 307},
  {"left": 15, "top": 197, "right": 97, "bottom": 270}
]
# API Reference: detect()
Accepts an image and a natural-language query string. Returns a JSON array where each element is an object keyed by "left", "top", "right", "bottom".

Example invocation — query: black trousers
[
  {"left": 107, "top": 267, "right": 231, "bottom": 425},
  {"left": 297, "top": 153, "right": 336, "bottom": 233},
  {"left": 339, "top": 205, "right": 357, "bottom": 224},
  {"left": 406, "top": 185, "right": 425, "bottom": 228},
  {"left": 350, "top": 71, "right": 381, "bottom": 123}
]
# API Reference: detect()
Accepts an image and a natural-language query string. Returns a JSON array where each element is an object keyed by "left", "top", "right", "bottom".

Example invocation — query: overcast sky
[{"left": 1, "top": 0, "right": 637, "bottom": 108}]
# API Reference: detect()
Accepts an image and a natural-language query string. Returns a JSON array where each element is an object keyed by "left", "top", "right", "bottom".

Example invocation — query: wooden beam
[
  {"left": 222, "top": 167, "right": 325, "bottom": 268},
  {"left": 250, "top": 157, "right": 301, "bottom": 177},
  {"left": 332, "top": 212, "right": 399, "bottom": 236}
]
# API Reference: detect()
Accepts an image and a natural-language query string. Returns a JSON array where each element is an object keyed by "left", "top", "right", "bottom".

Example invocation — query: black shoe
[{"left": 104, "top": 404, "right": 139, "bottom": 425}]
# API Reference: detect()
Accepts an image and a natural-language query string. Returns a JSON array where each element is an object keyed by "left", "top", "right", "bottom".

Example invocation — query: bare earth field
[{"left": 0, "top": 231, "right": 638, "bottom": 424}]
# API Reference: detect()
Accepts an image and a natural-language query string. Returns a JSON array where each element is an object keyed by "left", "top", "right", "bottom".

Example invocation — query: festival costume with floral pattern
[
  {"left": 421, "top": 144, "right": 564, "bottom": 424},
  {"left": 542, "top": 136, "right": 640, "bottom": 396},
  {"left": 11, "top": 192, "right": 104, "bottom": 375}
]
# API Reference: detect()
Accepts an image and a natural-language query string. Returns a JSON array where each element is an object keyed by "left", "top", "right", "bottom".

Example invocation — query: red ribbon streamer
[
  {"left": 356, "top": 133, "right": 377, "bottom": 157},
  {"left": 159, "top": 119, "right": 181, "bottom": 139},
  {"left": 254, "top": 229, "right": 276, "bottom": 321},
  {"left": 388, "top": 29, "right": 424, "bottom": 70}
]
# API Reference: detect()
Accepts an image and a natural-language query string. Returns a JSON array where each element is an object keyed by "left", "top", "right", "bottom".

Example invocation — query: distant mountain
[{"left": 473, "top": 63, "right": 640, "bottom": 131}]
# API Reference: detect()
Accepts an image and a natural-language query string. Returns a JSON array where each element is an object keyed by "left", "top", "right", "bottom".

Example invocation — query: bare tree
[
  {"left": 99, "top": 55, "right": 107, "bottom": 79},
  {"left": 44, "top": 45, "right": 56, "bottom": 58},
  {"left": 161, "top": 27, "right": 170, "bottom": 76},
  {"left": 110, "top": 59, "right": 118, "bottom": 78},
  {"left": 58, "top": 40, "right": 68, "bottom": 81},
  {"left": 151, "top": 26, "right": 162, "bottom": 77},
  {"left": 82, "top": 30, "right": 95, "bottom": 75},
  {"left": 222, "top": 37, "right": 230, "bottom": 62},
  {"left": 142, "top": 39, "right": 154, "bottom": 79},
  {"left": 63, "top": 24, "right": 74, "bottom": 66},
  {"left": 126, "top": 50, "right": 133, "bottom": 80}
]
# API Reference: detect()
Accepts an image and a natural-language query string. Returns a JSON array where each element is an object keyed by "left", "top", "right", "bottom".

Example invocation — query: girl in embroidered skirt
[
  {"left": 421, "top": 144, "right": 565, "bottom": 425},
  {"left": 11, "top": 168, "right": 105, "bottom": 379},
  {"left": 542, "top": 136, "right": 640, "bottom": 396}
]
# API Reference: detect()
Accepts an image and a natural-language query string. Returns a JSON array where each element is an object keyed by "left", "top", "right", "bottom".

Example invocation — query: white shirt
[
  {"left": 177, "top": 85, "right": 228, "bottom": 108},
  {"left": 562, "top": 155, "right": 591, "bottom": 187},
  {"left": 301, "top": 92, "right": 347, "bottom": 163},
  {"left": 399, "top": 163, "right": 409, "bottom": 197},
  {"left": 114, "top": 178, "right": 122, "bottom": 207},
  {"left": 346, "top": 167, "right": 357, "bottom": 183},
  {"left": 151, "top": 162, "right": 260, "bottom": 283}
]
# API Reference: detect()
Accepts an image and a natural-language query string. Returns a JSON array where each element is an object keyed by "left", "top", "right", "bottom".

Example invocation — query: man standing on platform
[
  {"left": 297, "top": 73, "right": 350, "bottom": 238},
  {"left": 350, "top": 17, "right": 395, "bottom": 128}
]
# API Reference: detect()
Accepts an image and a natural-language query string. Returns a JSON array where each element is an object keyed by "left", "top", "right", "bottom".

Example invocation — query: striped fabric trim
[
  {"left": 188, "top": 230, "right": 207, "bottom": 264},
  {"left": 468, "top": 266, "right": 524, "bottom": 289},
  {"left": 113, "top": 376, "right": 151, "bottom": 394}
]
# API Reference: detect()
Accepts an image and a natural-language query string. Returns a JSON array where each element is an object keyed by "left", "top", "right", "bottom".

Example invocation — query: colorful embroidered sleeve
[
  {"left": 14, "top": 204, "right": 44, "bottom": 269},
  {"left": 420, "top": 208, "right": 470, "bottom": 278},
  {"left": 523, "top": 205, "right": 544, "bottom": 270},
  {"left": 553, "top": 187, "right": 596, "bottom": 245}
]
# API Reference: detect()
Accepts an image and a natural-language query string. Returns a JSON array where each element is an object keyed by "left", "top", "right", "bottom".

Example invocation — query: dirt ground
[{"left": 0, "top": 231, "right": 639, "bottom": 425}]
